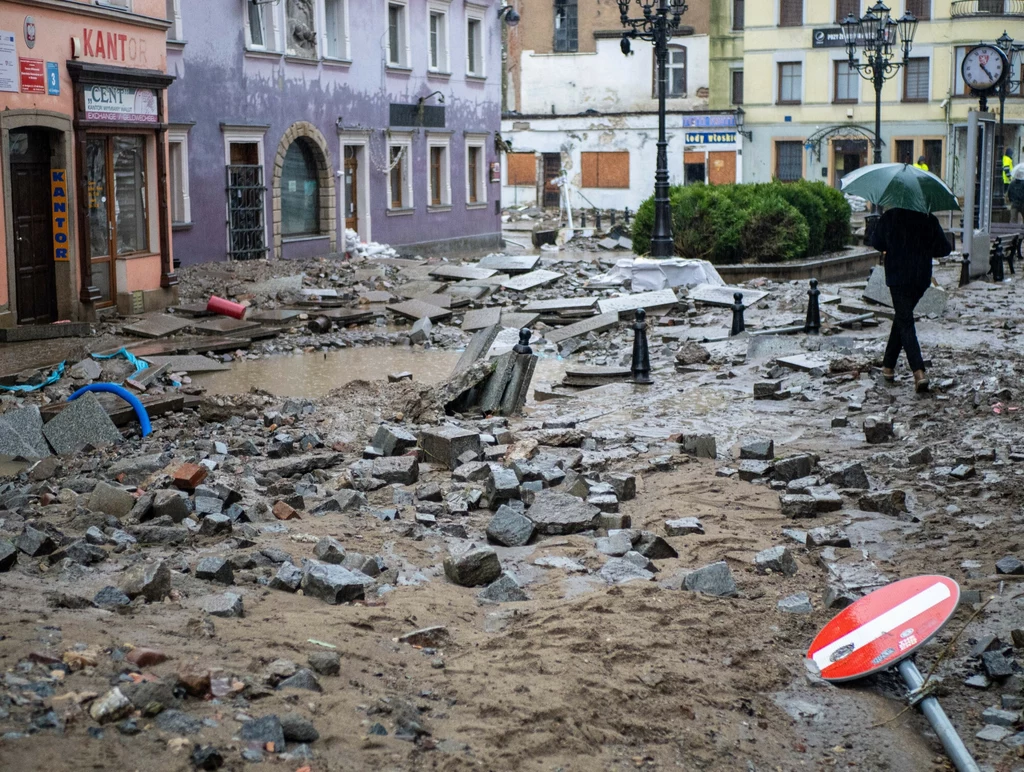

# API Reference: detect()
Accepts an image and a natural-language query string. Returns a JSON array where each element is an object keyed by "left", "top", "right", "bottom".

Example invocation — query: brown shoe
[
  {"left": 882, "top": 367, "right": 896, "bottom": 382},
  {"left": 913, "top": 370, "right": 929, "bottom": 393}
]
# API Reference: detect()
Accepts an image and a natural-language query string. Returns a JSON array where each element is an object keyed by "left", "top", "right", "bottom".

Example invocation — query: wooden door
[
  {"left": 10, "top": 129, "right": 57, "bottom": 324},
  {"left": 85, "top": 136, "right": 116, "bottom": 305},
  {"left": 344, "top": 146, "right": 358, "bottom": 231},
  {"left": 542, "top": 153, "right": 561, "bottom": 208},
  {"left": 708, "top": 151, "right": 737, "bottom": 185}
]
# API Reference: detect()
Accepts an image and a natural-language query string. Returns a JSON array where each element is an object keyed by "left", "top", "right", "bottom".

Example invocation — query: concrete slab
[
  {"left": 449, "top": 284, "right": 490, "bottom": 301},
  {"left": 122, "top": 314, "right": 192, "bottom": 339},
  {"left": 386, "top": 299, "right": 453, "bottom": 322},
  {"left": 416, "top": 294, "right": 454, "bottom": 308},
  {"left": 545, "top": 312, "right": 620, "bottom": 344},
  {"left": 319, "top": 308, "right": 374, "bottom": 323},
  {"left": 428, "top": 265, "right": 497, "bottom": 281},
  {"left": 249, "top": 309, "right": 302, "bottom": 323},
  {"left": 358, "top": 291, "right": 394, "bottom": 303},
  {"left": 141, "top": 355, "right": 231, "bottom": 373},
  {"left": 500, "top": 311, "right": 540, "bottom": 329},
  {"left": 522, "top": 297, "right": 598, "bottom": 313},
  {"left": 462, "top": 307, "right": 502, "bottom": 332},
  {"left": 396, "top": 280, "right": 448, "bottom": 298},
  {"left": 192, "top": 317, "right": 262, "bottom": 336},
  {"left": 688, "top": 284, "right": 769, "bottom": 308},
  {"left": 478, "top": 254, "right": 540, "bottom": 274},
  {"left": 597, "top": 289, "right": 679, "bottom": 316},
  {"left": 485, "top": 327, "right": 525, "bottom": 358},
  {"left": 453, "top": 325, "right": 500, "bottom": 375},
  {"left": 562, "top": 366, "right": 632, "bottom": 387},
  {"left": 300, "top": 287, "right": 339, "bottom": 298},
  {"left": 501, "top": 270, "right": 563, "bottom": 292},
  {"left": 42, "top": 391, "right": 122, "bottom": 455},
  {"left": 170, "top": 303, "right": 213, "bottom": 317},
  {"left": 777, "top": 354, "right": 831, "bottom": 372},
  {"left": 0, "top": 406, "right": 49, "bottom": 458},
  {"left": 0, "top": 322, "right": 92, "bottom": 342},
  {"left": 247, "top": 274, "right": 304, "bottom": 296}
]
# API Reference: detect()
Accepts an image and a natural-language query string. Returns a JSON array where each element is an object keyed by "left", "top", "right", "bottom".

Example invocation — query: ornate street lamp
[
  {"left": 995, "top": 31, "right": 1023, "bottom": 161},
  {"left": 840, "top": 2, "right": 917, "bottom": 166},
  {"left": 617, "top": 0, "right": 689, "bottom": 258}
]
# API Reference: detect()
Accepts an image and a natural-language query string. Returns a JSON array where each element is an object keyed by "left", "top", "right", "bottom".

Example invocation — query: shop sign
[
  {"left": 682, "top": 115, "right": 736, "bottom": 128},
  {"left": 84, "top": 85, "right": 158, "bottom": 123},
  {"left": 82, "top": 28, "right": 149, "bottom": 65},
  {"left": 20, "top": 57, "right": 45, "bottom": 94},
  {"left": 0, "top": 31, "right": 16, "bottom": 93},
  {"left": 46, "top": 62, "right": 59, "bottom": 95},
  {"left": 24, "top": 16, "right": 36, "bottom": 49},
  {"left": 812, "top": 28, "right": 846, "bottom": 48},
  {"left": 51, "top": 170, "right": 71, "bottom": 263},
  {"left": 684, "top": 131, "right": 737, "bottom": 145}
]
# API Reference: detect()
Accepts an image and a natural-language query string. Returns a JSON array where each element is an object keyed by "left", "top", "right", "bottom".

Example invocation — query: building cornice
[{"left": 5, "top": 0, "right": 171, "bottom": 31}]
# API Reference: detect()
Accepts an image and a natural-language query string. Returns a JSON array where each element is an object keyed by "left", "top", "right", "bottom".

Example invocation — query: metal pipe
[{"left": 897, "top": 659, "right": 980, "bottom": 772}]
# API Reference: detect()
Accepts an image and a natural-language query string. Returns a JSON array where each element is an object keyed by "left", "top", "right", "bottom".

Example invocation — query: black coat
[{"left": 868, "top": 208, "right": 952, "bottom": 290}]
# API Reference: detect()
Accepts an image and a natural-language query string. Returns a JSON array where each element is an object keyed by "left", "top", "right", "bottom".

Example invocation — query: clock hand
[{"left": 980, "top": 62, "right": 995, "bottom": 81}]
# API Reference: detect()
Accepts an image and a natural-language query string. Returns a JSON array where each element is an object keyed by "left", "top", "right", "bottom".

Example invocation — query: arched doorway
[{"left": 271, "top": 122, "right": 335, "bottom": 258}]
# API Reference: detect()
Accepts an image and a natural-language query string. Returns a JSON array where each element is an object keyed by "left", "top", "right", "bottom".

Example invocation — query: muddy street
[{"left": 2, "top": 243, "right": 1024, "bottom": 772}]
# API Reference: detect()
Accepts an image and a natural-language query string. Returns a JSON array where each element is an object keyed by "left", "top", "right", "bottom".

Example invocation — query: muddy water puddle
[{"left": 195, "top": 347, "right": 568, "bottom": 399}]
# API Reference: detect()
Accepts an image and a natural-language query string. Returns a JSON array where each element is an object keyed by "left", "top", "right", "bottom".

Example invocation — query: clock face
[{"left": 962, "top": 45, "right": 1008, "bottom": 92}]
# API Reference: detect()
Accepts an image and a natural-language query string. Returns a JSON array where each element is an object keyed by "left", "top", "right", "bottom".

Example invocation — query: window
[
  {"left": 507, "top": 153, "right": 536, "bottom": 186},
  {"left": 836, "top": 0, "right": 859, "bottom": 22},
  {"left": 906, "top": 0, "right": 930, "bottom": 20},
  {"left": 166, "top": 0, "right": 183, "bottom": 41},
  {"left": 731, "top": 69, "right": 744, "bottom": 105},
  {"left": 324, "top": 0, "right": 349, "bottom": 59},
  {"left": 465, "top": 137, "right": 488, "bottom": 205},
  {"left": 581, "top": 152, "right": 630, "bottom": 188},
  {"left": 97, "top": 0, "right": 131, "bottom": 8},
  {"left": 733, "top": 0, "right": 744, "bottom": 30},
  {"left": 427, "top": 135, "right": 451, "bottom": 207},
  {"left": 658, "top": 46, "right": 686, "bottom": 98},
  {"left": 387, "top": 2, "right": 409, "bottom": 67},
  {"left": 778, "top": 62, "right": 802, "bottom": 104},
  {"left": 780, "top": 0, "right": 803, "bottom": 26},
  {"left": 247, "top": 0, "right": 268, "bottom": 49},
  {"left": 977, "top": 0, "right": 1003, "bottom": 12},
  {"left": 775, "top": 141, "right": 803, "bottom": 181},
  {"left": 895, "top": 139, "right": 914, "bottom": 164},
  {"left": 168, "top": 129, "right": 191, "bottom": 225},
  {"left": 922, "top": 139, "right": 942, "bottom": 177},
  {"left": 834, "top": 60, "right": 859, "bottom": 103},
  {"left": 554, "top": 0, "right": 578, "bottom": 53},
  {"left": 113, "top": 136, "right": 148, "bottom": 254},
  {"left": 281, "top": 140, "right": 320, "bottom": 236},
  {"left": 429, "top": 5, "right": 449, "bottom": 72},
  {"left": 466, "top": 15, "right": 484, "bottom": 76},
  {"left": 286, "top": 0, "right": 317, "bottom": 58},
  {"left": 387, "top": 135, "right": 413, "bottom": 210},
  {"left": 903, "top": 57, "right": 929, "bottom": 102}
]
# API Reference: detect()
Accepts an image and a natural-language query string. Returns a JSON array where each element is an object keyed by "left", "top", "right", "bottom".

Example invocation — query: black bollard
[
  {"left": 631, "top": 308, "right": 652, "bottom": 384},
  {"left": 959, "top": 253, "right": 971, "bottom": 287},
  {"left": 804, "top": 278, "right": 821, "bottom": 335},
  {"left": 624, "top": 207, "right": 631, "bottom": 224},
  {"left": 730, "top": 292, "right": 746, "bottom": 336},
  {"left": 595, "top": 210, "right": 602, "bottom": 231},
  {"left": 580, "top": 210, "right": 587, "bottom": 228},
  {"left": 512, "top": 328, "right": 533, "bottom": 355},
  {"left": 991, "top": 240, "right": 1005, "bottom": 283},
  {"left": 610, "top": 210, "right": 616, "bottom": 226},
  {"left": 1007, "top": 235, "right": 1018, "bottom": 275}
]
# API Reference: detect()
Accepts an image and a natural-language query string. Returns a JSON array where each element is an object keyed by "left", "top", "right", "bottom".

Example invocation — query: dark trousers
[{"left": 883, "top": 285, "right": 927, "bottom": 372}]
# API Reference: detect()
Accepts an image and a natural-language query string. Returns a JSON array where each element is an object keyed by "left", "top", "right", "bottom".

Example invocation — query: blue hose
[{"left": 67, "top": 383, "right": 152, "bottom": 437}]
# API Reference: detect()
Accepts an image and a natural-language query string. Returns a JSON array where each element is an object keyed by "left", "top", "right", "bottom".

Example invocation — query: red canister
[{"left": 206, "top": 295, "right": 247, "bottom": 319}]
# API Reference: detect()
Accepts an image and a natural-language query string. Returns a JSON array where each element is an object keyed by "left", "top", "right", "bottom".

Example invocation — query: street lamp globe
[{"left": 896, "top": 12, "right": 917, "bottom": 57}]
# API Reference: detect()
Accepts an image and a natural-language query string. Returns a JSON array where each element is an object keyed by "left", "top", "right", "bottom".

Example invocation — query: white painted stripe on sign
[{"left": 812, "top": 582, "right": 951, "bottom": 671}]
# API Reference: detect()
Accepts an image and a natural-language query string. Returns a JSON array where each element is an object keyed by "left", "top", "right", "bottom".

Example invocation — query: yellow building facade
[{"left": 710, "top": 0, "right": 1023, "bottom": 198}]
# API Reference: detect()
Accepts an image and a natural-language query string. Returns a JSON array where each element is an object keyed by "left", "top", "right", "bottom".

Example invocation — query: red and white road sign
[{"left": 807, "top": 575, "right": 960, "bottom": 682}]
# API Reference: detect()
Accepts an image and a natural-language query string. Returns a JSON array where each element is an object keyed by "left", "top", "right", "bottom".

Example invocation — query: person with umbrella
[{"left": 842, "top": 163, "right": 958, "bottom": 394}]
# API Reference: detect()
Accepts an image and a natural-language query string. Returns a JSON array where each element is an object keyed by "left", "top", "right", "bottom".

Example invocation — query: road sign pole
[{"left": 896, "top": 659, "right": 980, "bottom": 772}]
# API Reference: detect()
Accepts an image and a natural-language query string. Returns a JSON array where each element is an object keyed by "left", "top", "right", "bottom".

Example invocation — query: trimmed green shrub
[
  {"left": 802, "top": 181, "right": 852, "bottom": 252},
  {"left": 630, "top": 185, "right": 683, "bottom": 257},
  {"left": 770, "top": 181, "right": 826, "bottom": 258},
  {"left": 739, "top": 194, "right": 809, "bottom": 264},
  {"left": 673, "top": 186, "right": 748, "bottom": 265}
]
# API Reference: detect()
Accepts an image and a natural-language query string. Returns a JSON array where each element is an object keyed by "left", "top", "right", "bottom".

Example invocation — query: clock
[{"left": 961, "top": 44, "right": 1009, "bottom": 93}]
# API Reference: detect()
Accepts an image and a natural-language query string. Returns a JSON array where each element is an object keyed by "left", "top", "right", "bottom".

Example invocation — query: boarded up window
[
  {"left": 581, "top": 152, "right": 630, "bottom": 188},
  {"left": 780, "top": 0, "right": 802, "bottom": 26},
  {"left": 507, "top": 153, "right": 536, "bottom": 186}
]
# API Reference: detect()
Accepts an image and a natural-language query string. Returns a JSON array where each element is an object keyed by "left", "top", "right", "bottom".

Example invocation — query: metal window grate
[
  {"left": 226, "top": 164, "right": 267, "bottom": 261},
  {"left": 776, "top": 141, "right": 803, "bottom": 181}
]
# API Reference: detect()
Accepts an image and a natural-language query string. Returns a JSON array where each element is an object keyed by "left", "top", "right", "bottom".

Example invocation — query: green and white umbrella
[{"left": 841, "top": 163, "right": 960, "bottom": 214}]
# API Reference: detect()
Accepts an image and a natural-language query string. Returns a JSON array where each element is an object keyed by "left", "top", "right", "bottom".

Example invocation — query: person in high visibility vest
[
  {"left": 1004, "top": 152, "right": 1014, "bottom": 187},
  {"left": 913, "top": 156, "right": 929, "bottom": 172}
]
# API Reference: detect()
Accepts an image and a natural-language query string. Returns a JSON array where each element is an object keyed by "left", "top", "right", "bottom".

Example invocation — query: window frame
[
  {"left": 280, "top": 139, "right": 322, "bottom": 237},
  {"left": 779, "top": 0, "right": 803, "bottom": 27},
  {"left": 166, "top": 0, "right": 183, "bottom": 41},
  {"left": 466, "top": 6, "right": 486, "bottom": 78},
  {"left": 655, "top": 44, "right": 687, "bottom": 99},
  {"left": 905, "top": 0, "right": 931, "bottom": 21},
  {"left": 835, "top": 0, "right": 859, "bottom": 23},
  {"left": 777, "top": 61, "right": 802, "bottom": 105},
  {"left": 167, "top": 126, "right": 191, "bottom": 226},
  {"left": 386, "top": 132, "right": 414, "bottom": 212},
  {"left": 245, "top": 0, "right": 280, "bottom": 52},
  {"left": 465, "top": 134, "right": 488, "bottom": 207},
  {"left": 321, "top": 0, "right": 351, "bottom": 61},
  {"left": 902, "top": 56, "right": 929, "bottom": 103},
  {"left": 386, "top": 1, "right": 411, "bottom": 69},
  {"left": 731, "top": 68, "right": 744, "bottom": 105},
  {"left": 732, "top": 0, "right": 744, "bottom": 30},
  {"left": 426, "top": 133, "right": 452, "bottom": 209},
  {"left": 97, "top": 0, "right": 132, "bottom": 9},
  {"left": 833, "top": 59, "right": 859, "bottom": 104},
  {"left": 554, "top": 0, "right": 579, "bottom": 53},
  {"left": 581, "top": 151, "right": 631, "bottom": 189},
  {"left": 774, "top": 140, "right": 804, "bottom": 182},
  {"left": 428, "top": 1, "right": 451, "bottom": 74}
]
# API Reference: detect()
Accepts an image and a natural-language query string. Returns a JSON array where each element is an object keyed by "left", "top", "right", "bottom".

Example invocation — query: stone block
[
  {"left": 738, "top": 460, "right": 773, "bottom": 482},
  {"left": 754, "top": 546, "right": 797, "bottom": 576},
  {"left": 680, "top": 433, "right": 716, "bottom": 459},
  {"left": 740, "top": 439, "right": 774, "bottom": 461},
  {"left": 526, "top": 490, "right": 600, "bottom": 535},
  {"left": 0, "top": 405, "right": 50, "bottom": 458},
  {"left": 270, "top": 563, "right": 303, "bottom": 592},
  {"left": 486, "top": 467, "right": 521, "bottom": 508},
  {"left": 858, "top": 490, "right": 908, "bottom": 516},
  {"left": 371, "top": 424, "right": 418, "bottom": 456},
  {"left": 120, "top": 560, "right": 171, "bottom": 602},
  {"left": 301, "top": 564, "right": 374, "bottom": 604},
  {"left": 772, "top": 454, "right": 816, "bottom": 482},
  {"left": 683, "top": 561, "right": 738, "bottom": 597},
  {"left": 372, "top": 455, "right": 419, "bottom": 485},
  {"left": 15, "top": 525, "right": 56, "bottom": 557},
  {"left": 863, "top": 417, "right": 894, "bottom": 444},
  {"left": 599, "top": 557, "right": 655, "bottom": 585},
  {"left": 825, "top": 462, "right": 870, "bottom": 490},
  {"left": 313, "top": 537, "right": 346, "bottom": 564},
  {"left": 806, "top": 526, "right": 851, "bottom": 548},
  {"left": 312, "top": 489, "right": 367, "bottom": 515},
  {"left": 478, "top": 572, "right": 529, "bottom": 602},
  {"left": 172, "top": 463, "right": 208, "bottom": 492},
  {"left": 0, "top": 540, "right": 16, "bottom": 572},
  {"left": 778, "top": 592, "right": 813, "bottom": 614},
  {"left": 486, "top": 505, "right": 535, "bottom": 547},
  {"left": 199, "top": 514, "right": 232, "bottom": 536},
  {"left": 444, "top": 547, "right": 502, "bottom": 587},
  {"left": 195, "top": 557, "right": 234, "bottom": 584},
  {"left": 410, "top": 317, "right": 433, "bottom": 344},
  {"left": 666, "top": 517, "right": 705, "bottom": 536},
  {"left": 780, "top": 494, "right": 817, "bottom": 518},
  {"left": 42, "top": 392, "right": 122, "bottom": 455},
  {"left": 605, "top": 472, "right": 636, "bottom": 501},
  {"left": 150, "top": 490, "right": 191, "bottom": 523},
  {"left": 419, "top": 426, "right": 482, "bottom": 470}
]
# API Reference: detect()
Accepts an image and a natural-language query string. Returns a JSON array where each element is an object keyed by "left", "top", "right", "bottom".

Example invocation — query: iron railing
[
  {"left": 226, "top": 164, "right": 267, "bottom": 261},
  {"left": 951, "top": 0, "right": 1024, "bottom": 17}
]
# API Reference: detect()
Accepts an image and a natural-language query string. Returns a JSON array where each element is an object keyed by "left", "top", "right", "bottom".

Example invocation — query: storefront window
[
  {"left": 281, "top": 139, "right": 320, "bottom": 236},
  {"left": 114, "top": 136, "right": 148, "bottom": 254},
  {"left": 86, "top": 139, "right": 111, "bottom": 261}
]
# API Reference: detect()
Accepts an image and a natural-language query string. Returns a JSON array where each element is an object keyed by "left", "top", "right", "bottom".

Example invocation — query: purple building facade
[{"left": 165, "top": 0, "right": 503, "bottom": 266}]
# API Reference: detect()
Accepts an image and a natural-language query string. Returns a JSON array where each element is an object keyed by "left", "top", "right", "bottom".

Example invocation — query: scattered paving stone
[
  {"left": 633, "top": 532, "right": 678, "bottom": 560},
  {"left": 277, "top": 668, "right": 322, "bottom": 692},
  {"left": 313, "top": 537, "right": 347, "bottom": 564},
  {"left": 190, "top": 746, "right": 224, "bottom": 770},
  {"left": 0, "top": 540, "right": 18, "bottom": 572},
  {"left": 280, "top": 713, "right": 319, "bottom": 743},
  {"left": 89, "top": 688, "right": 131, "bottom": 724},
  {"left": 371, "top": 424, "right": 418, "bottom": 456},
  {"left": 863, "top": 417, "right": 894, "bottom": 444},
  {"left": 982, "top": 651, "right": 1016, "bottom": 680},
  {"left": 444, "top": 547, "right": 502, "bottom": 587},
  {"left": 42, "top": 392, "right": 122, "bottom": 455},
  {"left": 595, "top": 531, "right": 634, "bottom": 557},
  {"left": 419, "top": 426, "right": 482, "bottom": 469},
  {"left": 301, "top": 564, "right": 374, "bottom": 604},
  {"left": 16, "top": 526, "right": 56, "bottom": 557},
  {"left": 93, "top": 586, "right": 131, "bottom": 608},
  {"left": 478, "top": 572, "right": 529, "bottom": 602},
  {"left": 199, "top": 592, "right": 243, "bottom": 618},
  {"left": 825, "top": 462, "right": 870, "bottom": 490},
  {"left": 778, "top": 592, "right": 814, "bottom": 614},
  {"left": 806, "top": 526, "right": 851, "bottom": 548},
  {"left": 977, "top": 724, "right": 1013, "bottom": 742},
  {"left": 739, "top": 460, "right": 773, "bottom": 482},
  {"left": 982, "top": 707, "right": 1019, "bottom": 727},
  {"left": 996, "top": 556, "right": 1024, "bottom": 575},
  {"left": 950, "top": 464, "right": 976, "bottom": 481},
  {"left": 240, "top": 715, "right": 286, "bottom": 751},
  {"left": 780, "top": 494, "right": 817, "bottom": 518},
  {"left": 859, "top": 490, "right": 908, "bottom": 516},
  {"left": 680, "top": 433, "right": 716, "bottom": 459},
  {"left": 534, "top": 555, "right": 588, "bottom": 573},
  {"left": 599, "top": 557, "right": 655, "bottom": 585},
  {"left": 198, "top": 514, "right": 232, "bottom": 536},
  {"left": 908, "top": 446, "right": 933, "bottom": 465},
  {"left": 683, "top": 561, "right": 738, "bottom": 597},
  {"left": 740, "top": 439, "right": 774, "bottom": 460},
  {"left": 88, "top": 481, "right": 135, "bottom": 518},
  {"left": 754, "top": 546, "right": 797, "bottom": 576},
  {"left": 312, "top": 489, "right": 367, "bottom": 515},
  {"left": 195, "top": 557, "right": 234, "bottom": 585},
  {"left": 773, "top": 454, "right": 816, "bottom": 482},
  {"left": 172, "top": 462, "right": 208, "bottom": 492},
  {"left": 155, "top": 709, "right": 203, "bottom": 735},
  {"left": 398, "top": 626, "right": 452, "bottom": 647},
  {"left": 486, "top": 467, "right": 521, "bottom": 508},
  {"left": 605, "top": 472, "right": 636, "bottom": 501},
  {"left": 665, "top": 518, "right": 705, "bottom": 536},
  {"left": 486, "top": 505, "right": 535, "bottom": 547},
  {"left": 372, "top": 455, "right": 419, "bottom": 485},
  {"left": 308, "top": 651, "right": 341, "bottom": 676},
  {"left": 119, "top": 560, "right": 171, "bottom": 602},
  {"left": 527, "top": 490, "right": 600, "bottom": 535},
  {"left": 150, "top": 490, "right": 190, "bottom": 523}
]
